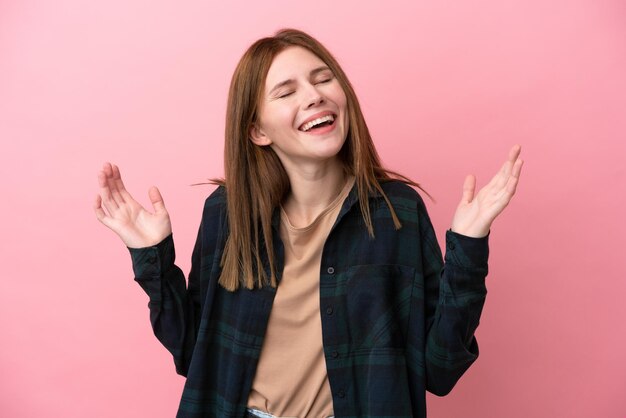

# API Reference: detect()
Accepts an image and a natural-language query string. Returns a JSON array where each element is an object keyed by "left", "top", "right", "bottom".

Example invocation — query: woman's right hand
[{"left": 94, "top": 162, "right": 172, "bottom": 248}]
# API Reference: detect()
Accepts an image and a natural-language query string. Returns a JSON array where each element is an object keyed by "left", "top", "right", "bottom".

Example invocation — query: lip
[{"left": 298, "top": 110, "right": 336, "bottom": 131}]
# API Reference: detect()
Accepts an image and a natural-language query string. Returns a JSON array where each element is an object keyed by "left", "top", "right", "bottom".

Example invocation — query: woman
[{"left": 94, "top": 29, "right": 522, "bottom": 418}]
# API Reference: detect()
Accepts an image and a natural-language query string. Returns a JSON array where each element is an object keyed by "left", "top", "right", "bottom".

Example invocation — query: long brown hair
[{"left": 214, "top": 28, "right": 425, "bottom": 291}]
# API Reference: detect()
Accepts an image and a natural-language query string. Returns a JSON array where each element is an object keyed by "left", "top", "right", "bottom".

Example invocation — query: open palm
[
  {"left": 451, "top": 145, "right": 523, "bottom": 238},
  {"left": 94, "top": 163, "right": 172, "bottom": 248}
]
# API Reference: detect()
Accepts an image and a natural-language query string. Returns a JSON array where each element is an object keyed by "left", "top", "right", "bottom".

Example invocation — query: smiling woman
[
  {"left": 249, "top": 47, "right": 349, "bottom": 222},
  {"left": 94, "top": 28, "right": 522, "bottom": 418}
]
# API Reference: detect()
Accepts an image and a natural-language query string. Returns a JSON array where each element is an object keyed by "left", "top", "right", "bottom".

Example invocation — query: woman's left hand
[{"left": 450, "top": 145, "right": 523, "bottom": 238}]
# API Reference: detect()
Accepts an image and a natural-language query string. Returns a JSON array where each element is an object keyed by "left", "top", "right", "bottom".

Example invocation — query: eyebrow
[{"left": 268, "top": 66, "right": 332, "bottom": 95}]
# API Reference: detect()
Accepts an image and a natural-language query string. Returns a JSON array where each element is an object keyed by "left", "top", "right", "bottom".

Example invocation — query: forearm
[
  {"left": 424, "top": 230, "right": 489, "bottom": 395},
  {"left": 129, "top": 233, "right": 197, "bottom": 376}
]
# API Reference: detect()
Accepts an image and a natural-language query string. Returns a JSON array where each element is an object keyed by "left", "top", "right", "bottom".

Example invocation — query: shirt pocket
[{"left": 344, "top": 264, "right": 416, "bottom": 350}]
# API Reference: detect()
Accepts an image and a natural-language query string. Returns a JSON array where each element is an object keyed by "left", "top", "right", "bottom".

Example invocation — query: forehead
[{"left": 265, "top": 46, "right": 327, "bottom": 85}]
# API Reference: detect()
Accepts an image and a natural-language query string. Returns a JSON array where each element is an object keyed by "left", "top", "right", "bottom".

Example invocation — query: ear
[{"left": 249, "top": 123, "right": 272, "bottom": 146}]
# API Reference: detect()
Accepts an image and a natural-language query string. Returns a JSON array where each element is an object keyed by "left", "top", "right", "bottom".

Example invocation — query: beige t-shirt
[{"left": 247, "top": 177, "right": 355, "bottom": 418}]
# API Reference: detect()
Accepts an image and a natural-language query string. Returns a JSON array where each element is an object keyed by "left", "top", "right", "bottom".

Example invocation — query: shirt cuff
[
  {"left": 444, "top": 229, "right": 489, "bottom": 271},
  {"left": 127, "top": 234, "right": 176, "bottom": 281}
]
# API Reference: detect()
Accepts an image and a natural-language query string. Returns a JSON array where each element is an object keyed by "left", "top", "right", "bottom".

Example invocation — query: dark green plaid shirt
[{"left": 129, "top": 181, "right": 489, "bottom": 418}]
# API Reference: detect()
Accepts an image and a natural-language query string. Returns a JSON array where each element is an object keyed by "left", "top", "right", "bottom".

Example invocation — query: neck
[{"left": 281, "top": 158, "right": 347, "bottom": 228}]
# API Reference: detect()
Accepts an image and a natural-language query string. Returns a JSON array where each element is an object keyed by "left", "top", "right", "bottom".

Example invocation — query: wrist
[{"left": 450, "top": 226, "right": 490, "bottom": 238}]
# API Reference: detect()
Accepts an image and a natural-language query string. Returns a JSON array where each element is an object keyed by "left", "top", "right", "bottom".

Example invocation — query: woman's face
[{"left": 250, "top": 46, "right": 348, "bottom": 171}]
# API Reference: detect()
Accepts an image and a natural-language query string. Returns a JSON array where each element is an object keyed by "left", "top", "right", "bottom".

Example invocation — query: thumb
[
  {"left": 148, "top": 186, "right": 166, "bottom": 213},
  {"left": 461, "top": 174, "right": 476, "bottom": 204}
]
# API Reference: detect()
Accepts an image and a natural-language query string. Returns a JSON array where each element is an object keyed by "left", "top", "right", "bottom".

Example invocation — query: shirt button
[
  {"left": 325, "top": 306, "right": 334, "bottom": 315},
  {"left": 337, "top": 389, "right": 346, "bottom": 398},
  {"left": 331, "top": 351, "right": 339, "bottom": 358},
  {"left": 448, "top": 242, "right": 456, "bottom": 250},
  {"left": 327, "top": 266, "right": 335, "bottom": 274}
]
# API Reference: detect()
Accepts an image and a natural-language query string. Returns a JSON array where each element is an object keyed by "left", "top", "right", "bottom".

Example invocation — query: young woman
[{"left": 94, "top": 29, "right": 522, "bottom": 418}]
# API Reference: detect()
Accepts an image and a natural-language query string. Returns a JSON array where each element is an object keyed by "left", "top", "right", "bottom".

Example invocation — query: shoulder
[
  {"left": 378, "top": 180, "right": 428, "bottom": 212},
  {"left": 199, "top": 185, "right": 228, "bottom": 231},
  {"left": 202, "top": 185, "right": 227, "bottom": 212}
]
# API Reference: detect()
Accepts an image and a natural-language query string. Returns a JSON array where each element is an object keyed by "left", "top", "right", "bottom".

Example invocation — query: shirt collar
[{"left": 271, "top": 178, "right": 387, "bottom": 232}]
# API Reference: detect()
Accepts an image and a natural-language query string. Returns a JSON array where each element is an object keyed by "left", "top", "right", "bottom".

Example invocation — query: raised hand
[
  {"left": 450, "top": 145, "right": 523, "bottom": 238},
  {"left": 94, "top": 163, "right": 172, "bottom": 248}
]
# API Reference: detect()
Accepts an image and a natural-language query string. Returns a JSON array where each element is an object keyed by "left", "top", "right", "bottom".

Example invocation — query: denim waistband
[
  {"left": 245, "top": 408, "right": 277, "bottom": 418},
  {"left": 245, "top": 408, "right": 334, "bottom": 418}
]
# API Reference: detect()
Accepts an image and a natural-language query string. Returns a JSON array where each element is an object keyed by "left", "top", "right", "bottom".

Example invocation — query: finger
[
  {"left": 111, "top": 164, "right": 133, "bottom": 201},
  {"left": 493, "top": 159, "right": 524, "bottom": 203},
  {"left": 93, "top": 194, "right": 113, "bottom": 228},
  {"left": 460, "top": 174, "right": 476, "bottom": 204},
  {"left": 148, "top": 186, "right": 166, "bottom": 213},
  {"left": 98, "top": 168, "right": 119, "bottom": 212},
  {"left": 505, "top": 159, "right": 523, "bottom": 195},
  {"left": 104, "top": 163, "right": 126, "bottom": 205},
  {"left": 511, "top": 157, "right": 523, "bottom": 179},
  {"left": 498, "top": 145, "right": 522, "bottom": 183},
  {"left": 484, "top": 158, "right": 511, "bottom": 190},
  {"left": 497, "top": 145, "right": 521, "bottom": 176},
  {"left": 508, "top": 144, "right": 522, "bottom": 163},
  {"left": 493, "top": 160, "right": 513, "bottom": 190},
  {"left": 488, "top": 145, "right": 521, "bottom": 191}
]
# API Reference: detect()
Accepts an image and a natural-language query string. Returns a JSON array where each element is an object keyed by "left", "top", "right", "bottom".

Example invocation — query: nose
[{"left": 303, "top": 84, "right": 324, "bottom": 109}]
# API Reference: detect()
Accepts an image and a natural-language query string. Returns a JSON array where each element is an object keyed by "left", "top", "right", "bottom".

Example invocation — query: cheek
[
  {"left": 334, "top": 90, "right": 348, "bottom": 117},
  {"left": 261, "top": 108, "right": 296, "bottom": 137},
  {"left": 269, "top": 116, "right": 295, "bottom": 138},
  {"left": 338, "top": 94, "right": 349, "bottom": 126}
]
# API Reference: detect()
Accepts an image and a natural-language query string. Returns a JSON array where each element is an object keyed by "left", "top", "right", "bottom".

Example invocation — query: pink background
[{"left": 1, "top": 0, "right": 625, "bottom": 416}]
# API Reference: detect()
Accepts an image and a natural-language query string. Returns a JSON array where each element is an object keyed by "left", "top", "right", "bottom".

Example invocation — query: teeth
[{"left": 301, "top": 115, "right": 334, "bottom": 132}]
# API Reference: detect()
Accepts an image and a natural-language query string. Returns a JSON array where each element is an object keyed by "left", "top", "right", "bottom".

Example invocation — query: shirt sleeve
[
  {"left": 128, "top": 226, "right": 203, "bottom": 377},
  {"left": 415, "top": 200, "right": 489, "bottom": 396}
]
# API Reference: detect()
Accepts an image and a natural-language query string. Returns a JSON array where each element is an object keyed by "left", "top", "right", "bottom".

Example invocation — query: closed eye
[
  {"left": 315, "top": 75, "right": 334, "bottom": 84},
  {"left": 278, "top": 91, "right": 294, "bottom": 98}
]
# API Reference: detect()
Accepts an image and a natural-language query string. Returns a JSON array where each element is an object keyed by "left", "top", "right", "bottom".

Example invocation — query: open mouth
[{"left": 298, "top": 114, "right": 336, "bottom": 132}]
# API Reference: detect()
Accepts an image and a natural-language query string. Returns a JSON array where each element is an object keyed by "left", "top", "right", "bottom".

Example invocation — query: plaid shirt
[{"left": 129, "top": 181, "right": 489, "bottom": 418}]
